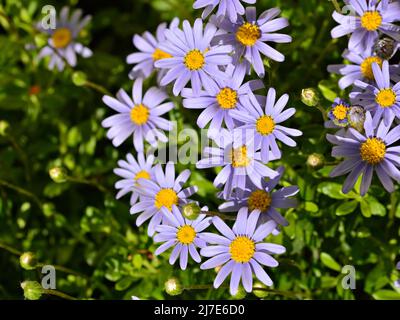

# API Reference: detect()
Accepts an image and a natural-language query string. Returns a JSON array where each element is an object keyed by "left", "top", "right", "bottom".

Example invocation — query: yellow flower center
[
  {"left": 360, "top": 138, "right": 386, "bottom": 165},
  {"left": 248, "top": 190, "right": 272, "bottom": 212},
  {"left": 236, "top": 22, "right": 261, "bottom": 46},
  {"left": 184, "top": 49, "right": 205, "bottom": 71},
  {"left": 52, "top": 28, "right": 72, "bottom": 49},
  {"left": 375, "top": 89, "right": 397, "bottom": 108},
  {"left": 360, "top": 56, "right": 383, "bottom": 80},
  {"left": 256, "top": 115, "right": 275, "bottom": 135},
  {"left": 230, "top": 236, "right": 255, "bottom": 263},
  {"left": 361, "top": 11, "right": 382, "bottom": 31},
  {"left": 152, "top": 48, "right": 172, "bottom": 61},
  {"left": 216, "top": 88, "right": 238, "bottom": 109},
  {"left": 230, "top": 146, "right": 250, "bottom": 168},
  {"left": 154, "top": 188, "right": 178, "bottom": 211},
  {"left": 130, "top": 104, "right": 149, "bottom": 125},
  {"left": 134, "top": 170, "right": 151, "bottom": 181},
  {"left": 176, "top": 225, "right": 196, "bottom": 245},
  {"left": 332, "top": 104, "right": 349, "bottom": 121}
]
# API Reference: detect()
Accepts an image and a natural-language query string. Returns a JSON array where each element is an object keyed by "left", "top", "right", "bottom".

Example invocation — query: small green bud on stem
[
  {"left": 301, "top": 88, "right": 320, "bottom": 107},
  {"left": 21, "top": 281, "right": 42, "bottom": 300},
  {"left": 49, "top": 167, "right": 68, "bottom": 183},
  {"left": 164, "top": 277, "right": 183, "bottom": 296},
  {"left": 20, "top": 252, "right": 38, "bottom": 270}
]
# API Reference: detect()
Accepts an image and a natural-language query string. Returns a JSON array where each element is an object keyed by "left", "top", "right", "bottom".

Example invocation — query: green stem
[
  {"left": 84, "top": 81, "right": 111, "bottom": 96},
  {"left": 330, "top": 0, "right": 342, "bottom": 12},
  {"left": 8, "top": 135, "right": 31, "bottom": 182},
  {"left": 0, "top": 242, "right": 89, "bottom": 280},
  {"left": 317, "top": 105, "right": 328, "bottom": 122},
  {"left": 66, "top": 176, "right": 108, "bottom": 193},
  {"left": 37, "top": 263, "right": 89, "bottom": 280},
  {"left": 388, "top": 192, "right": 397, "bottom": 228},
  {"left": 0, "top": 241, "right": 22, "bottom": 256},
  {"left": 202, "top": 211, "right": 236, "bottom": 221},
  {"left": 0, "top": 179, "right": 42, "bottom": 209},
  {"left": 42, "top": 289, "right": 78, "bottom": 300}
]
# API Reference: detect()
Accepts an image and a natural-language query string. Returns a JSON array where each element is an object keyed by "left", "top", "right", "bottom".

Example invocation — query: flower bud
[
  {"left": 0, "top": 120, "right": 10, "bottom": 137},
  {"left": 347, "top": 105, "right": 365, "bottom": 132},
  {"left": 374, "top": 37, "right": 396, "bottom": 60},
  {"left": 72, "top": 71, "right": 88, "bottom": 87},
  {"left": 231, "top": 286, "right": 246, "bottom": 300},
  {"left": 307, "top": 153, "right": 325, "bottom": 170},
  {"left": 253, "top": 282, "right": 269, "bottom": 298},
  {"left": 42, "top": 202, "right": 56, "bottom": 217},
  {"left": 301, "top": 88, "right": 320, "bottom": 107},
  {"left": 164, "top": 277, "right": 183, "bottom": 296},
  {"left": 20, "top": 252, "right": 38, "bottom": 270},
  {"left": 21, "top": 281, "right": 42, "bottom": 300},
  {"left": 49, "top": 167, "right": 68, "bottom": 183},
  {"left": 182, "top": 203, "right": 201, "bottom": 220}
]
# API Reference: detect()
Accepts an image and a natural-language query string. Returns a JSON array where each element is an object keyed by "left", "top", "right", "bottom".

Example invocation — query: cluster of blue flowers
[
  {"left": 327, "top": 0, "right": 400, "bottom": 197},
  {"left": 36, "top": 1, "right": 302, "bottom": 296}
]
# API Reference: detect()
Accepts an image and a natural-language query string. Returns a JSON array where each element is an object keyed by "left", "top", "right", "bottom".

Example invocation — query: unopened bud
[
  {"left": 307, "top": 153, "right": 325, "bottom": 170},
  {"left": 301, "top": 88, "right": 319, "bottom": 107},
  {"left": 374, "top": 37, "right": 396, "bottom": 60},
  {"left": 21, "top": 281, "right": 42, "bottom": 300},
  {"left": 72, "top": 71, "right": 87, "bottom": 87},
  {"left": 253, "top": 282, "right": 269, "bottom": 298},
  {"left": 49, "top": 167, "right": 67, "bottom": 183},
  {"left": 20, "top": 252, "right": 38, "bottom": 270},
  {"left": 164, "top": 277, "right": 183, "bottom": 296},
  {"left": 42, "top": 202, "right": 56, "bottom": 217},
  {"left": 0, "top": 120, "right": 10, "bottom": 137},
  {"left": 348, "top": 106, "right": 365, "bottom": 132},
  {"left": 182, "top": 203, "right": 201, "bottom": 220}
]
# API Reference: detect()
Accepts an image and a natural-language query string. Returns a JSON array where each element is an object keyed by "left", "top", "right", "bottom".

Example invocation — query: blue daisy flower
[
  {"left": 331, "top": 0, "right": 400, "bottom": 53},
  {"left": 193, "top": 0, "right": 256, "bottom": 23},
  {"left": 212, "top": 7, "right": 292, "bottom": 77},
  {"left": 127, "top": 18, "right": 179, "bottom": 81},
  {"left": 199, "top": 207, "right": 285, "bottom": 296},
  {"left": 102, "top": 78, "right": 174, "bottom": 151},
  {"left": 37, "top": 6, "right": 92, "bottom": 71},
  {"left": 196, "top": 128, "right": 279, "bottom": 199},
  {"left": 327, "top": 111, "right": 400, "bottom": 195},
  {"left": 130, "top": 162, "right": 198, "bottom": 236},
  {"left": 155, "top": 19, "right": 232, "bottom": 96},
  {"left": 113, "top": 152, "right": 155, "bottom": 205},
  {"left": 154, "top": 206, "right": 211, "bottom": 270},
  {"left": 230, "top": 88, "right": 302, "bottom": 163},
  {"left": 351, "top": 61, "right": 400, "bottom": 126},
  {"left": 218, "top": 167, "right": 299, "bottom": 227},
  {"left": 181, "top": 63, "right": 264, "bottom": 130}
]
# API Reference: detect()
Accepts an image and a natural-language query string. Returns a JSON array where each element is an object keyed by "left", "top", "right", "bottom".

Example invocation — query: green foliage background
[{"left": 0, "top": 0, "right": 399, "bottom": 300}]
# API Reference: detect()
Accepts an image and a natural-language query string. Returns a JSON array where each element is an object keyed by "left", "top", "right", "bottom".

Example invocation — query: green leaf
[
  {"left": 360, "top": 199, "right": 372, "bottom": 217},
  {"left": 372, "top": 290, "right": 400, "bottom": 300},
  {"left": 336, "top": 200, "right": 358, "bottom": 216},
  {"left": 320, "top": 252, "right": 341, "bottom": 272},
  {"left": 360, "top": 196, "right": 386, "bottom": 217},
  {"left": 317, "top": 182, "right": 356, "bottom": 199},
  {"left": 115, "top": 277, "right": 133, "bottom": 291},
  {"left": 318, "top": 82, "right": 337, "bottom": 102},
  {"left": 367, "top": 196, "right": 386, "bottom": 216},
  {"left": 304, "top": 201, "right": 319, "bottom": 213},
  {"left": 133, "top": 254, "right": 143, "bottom": 269}
]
